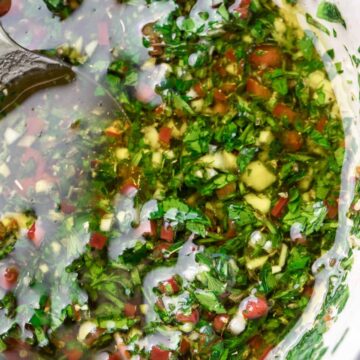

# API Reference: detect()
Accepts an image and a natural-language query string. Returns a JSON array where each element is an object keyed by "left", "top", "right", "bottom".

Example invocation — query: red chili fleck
[
  {"left": 214, "top": 89, "right": 227, "bottom": 102},
  {"left": 242, "top": 297, "right": 269, "bottom": 320},
  {"left": 176, "top": 309, "right": 199, "bottom": 324},
  {"left": 179, "top": 337, "right": 190, "bottom": 355},
  {"left": 124, "top": 303, "right": 138, "bottom": 318},
  {"left": 216, "top": 182, "right": 236, "bottom": 199},
  {"left": 271, "top": 197, "right": 288, "bottom": 218},
  {"left": 153, "top": 243, "right": 171, "bottom": 258},
  {"left": 259, "top": 346, "right": 273, "bottom": 360},
  {"left": 160, "top": 224, "right": 174, "bottom": 242},
  {"left": 105, "top": 126, "right": 122, "bottom": 138},
  {"left": 150, "top": 347, "right": 171, "bottom": 360},
  {"left": 89, "top": 232, "right": 107, "bottom": 250},
  {"left": 159, "top": 127, "right": 172, "bottom": 146}
]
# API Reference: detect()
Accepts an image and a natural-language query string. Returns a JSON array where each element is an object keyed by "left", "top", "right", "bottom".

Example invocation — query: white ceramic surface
[{"left": 271, "top": 1, "right": 360, "bottom": 359}]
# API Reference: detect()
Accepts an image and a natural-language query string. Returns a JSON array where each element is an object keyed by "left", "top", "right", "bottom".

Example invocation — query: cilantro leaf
[
  {"left": 317, "top": 1, "right": 346, "bottom": 29},
  {"left": 194, "top": 290, "right": 226, "bottom": 313}
]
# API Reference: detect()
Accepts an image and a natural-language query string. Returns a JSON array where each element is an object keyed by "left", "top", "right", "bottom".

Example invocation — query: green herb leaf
[{"left": 317, "top": 1, "right": 346, "bottom": 29}]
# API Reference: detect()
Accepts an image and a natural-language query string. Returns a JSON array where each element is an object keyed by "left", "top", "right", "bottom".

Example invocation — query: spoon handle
[{"left": 0, "top": 23, "right": 75, "bottom": 114}]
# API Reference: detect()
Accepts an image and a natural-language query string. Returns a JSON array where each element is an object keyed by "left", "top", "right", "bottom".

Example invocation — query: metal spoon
[{"left": 0, "top": 23, "right": 124, "bottom": 117}]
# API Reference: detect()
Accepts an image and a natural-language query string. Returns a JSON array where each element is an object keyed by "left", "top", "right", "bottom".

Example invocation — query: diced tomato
[
  {"left": 325, "top": 199, "right": 338, "bottom": 219},
  {"left": 216, "top": 182, "right": 236, "bottom": 199},
  {"left": 242, "top": 297, "right": 269, "bottom": 320},
  {"left": 0, "top": 0, "right": 11, "bottom": 16},
  {"left": 271, "top": 197, "right": 288, "bottom": 218},
  {"left": 160, "top": 224, "right": 174, "bottom": 242},
  {"left": 89, "top": 232, "right": 107, "bottom": 250},
  {"left": 315, "top": 117, "right": 328, "bottom": 133},
  {"left": 250, "top": 45, "right": 282, "bottom": 69},
  {"left": 135, "top": 220, "right": 157, "bottom": 238},
  {"left": 26, "top": 117, "right": 44, "bottom": 135},
  {"left": 136, "top": 84, "right": 156, "bottom": 103},
  {"left": 159, "top": 127, "right": 172, "bottom": 145},
  {"left": 194, "top": 83, "right": 205, "bottom": 98},
  {"left": 225, "top": 48, "right": 237, "bottom": 62},
  {"left": 27, "top": 222, "right": 45, "bottom": 248},
  {"left": 158, "top": 277, "right": 180, "bottom": 295},
  {"left": 150, "top": 347, "right": 171, "bottom": 360},
  {"left": 176, "top": 309, "right": 199, "bottom": 324},
  {"left": 105, "top": 126, "right": 122, "bottom": 138},
  {"left": 120, "top": 179, "right": 138, "bottom": 197},
  {"left": 246, "top": 78, "right": 271, "bottom": 99},
  {"left": 214, "top": 89, "right": 227, "bottom": 102},
  {"left": 179, "top": 338, "right": 190, "bottom": 355},
  {"left": 259, "top": 346, "right": 273, "bottom": 360},
  {"left": 273, "top": 103, "right": 297, "bottom": 123},
  {"left": 124, "top": 303, "right": 137, "bottom": 318},
  {"left": 61, "top": 200, "right": 76, "bottom": 214},
  {"left": 0, "top": 266, "right": 19, "bottom": 291},
  {"left": 282, "top": 130, "right": 303, "bottom": 152},
  {"left": 64, "top": 349, "right": 83, "bottom": 360},
  {"left": 98, "top": 21, "right": 110, "bottom": 46},
  {"left": 213, "top": 314, "right": 230, "bottom": 333}
]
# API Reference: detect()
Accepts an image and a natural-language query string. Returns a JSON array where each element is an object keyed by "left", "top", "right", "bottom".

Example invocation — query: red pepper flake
[
  {"left": 89, "top": 232, "right": 107, "bottom": 250},
  {"left": 176, "top": 309, "right": 199, "bottom": 324},
  {"left": 27, "top": 221, "right": 45, "bottom": 248},
  {"left": 150, "top": 347, "right": 171, "bottom": 360},
  {"left": 259, "top": 346, "right": 273, "bottom": 360},
  {"left": 271, "top": 197, "right": 288, "bottom": 218},
  {"left": 160, "top": 224, "right": 174, "bottom": 242},
  {"left": 159, "top": 127, "right": 172, "bottom": 146}
]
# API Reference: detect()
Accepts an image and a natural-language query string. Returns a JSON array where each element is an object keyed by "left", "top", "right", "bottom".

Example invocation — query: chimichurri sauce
[{"left": 0, "top": 0, "right": 345, "bottom": 359}]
